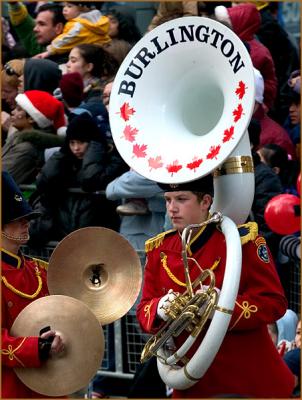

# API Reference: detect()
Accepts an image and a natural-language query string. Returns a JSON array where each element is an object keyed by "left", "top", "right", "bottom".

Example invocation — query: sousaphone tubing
[{"left": 109, "top": 16, "right": 256, "bottom": 389}]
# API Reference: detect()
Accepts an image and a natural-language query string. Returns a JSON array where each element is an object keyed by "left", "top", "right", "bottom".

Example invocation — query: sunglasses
[{"left": 3, "top": 63, "right": 20, "bottom": 77}]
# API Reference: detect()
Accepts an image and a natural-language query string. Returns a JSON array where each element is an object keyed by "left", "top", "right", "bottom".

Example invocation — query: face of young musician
[{"left": 164, "top": 191, "right": 212, "bottom": 232}]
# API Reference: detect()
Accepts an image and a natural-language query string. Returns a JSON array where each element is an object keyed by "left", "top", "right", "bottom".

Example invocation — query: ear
[
  {"left": 55, "top": 22, "right": 64, "bottom": 35},
  {"left": 201, "top": 194, "right": 213, "bottom": 208},
  {"left": 26, "top": 116, "right": 35, "bottom": 125},
  {"left": 272, "top": 166, "right": 280, "bottom": 175},
  {"left": 85, "top": 62, "right": 94, "bottom": 73}
]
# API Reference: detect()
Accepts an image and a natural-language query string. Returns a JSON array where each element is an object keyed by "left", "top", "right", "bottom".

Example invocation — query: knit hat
[
  {"left": 59, "top": 72, "right": 84, "bottom": 108},
  {"left": 214, "top": 5, "right": 232, "bottom": 27},
  {"left": 15, "top": 90, "right": 67, "bottom": 136},
  {"left": 66, "top": 113, "right": 101, "bottom": 142},
  {"left": 2, "top": 171, "right": 41, "bottom": 225},
  {"left": 157, "top": 174, "right": 214, "bottom": 196},
  {"left": 254, "top": 68, "right": 264, "bottom": 104}
]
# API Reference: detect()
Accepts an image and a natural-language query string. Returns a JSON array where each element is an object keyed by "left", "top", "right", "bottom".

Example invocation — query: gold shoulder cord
[
  {"left": 160, "top": 253, "right": 221, "bottom": 287},
  {"left": 2, "top": 267, "right": 43, "bottom": 299}
]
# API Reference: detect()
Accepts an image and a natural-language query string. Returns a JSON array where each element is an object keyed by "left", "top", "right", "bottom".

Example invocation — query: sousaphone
[{"left": 109, "top": 16, "right": 255, "bottom": 389}]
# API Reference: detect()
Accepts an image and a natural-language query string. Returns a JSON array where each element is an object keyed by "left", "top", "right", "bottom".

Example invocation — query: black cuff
[{"left": 38, "top": 337, "right": 52, "bottom": 361}]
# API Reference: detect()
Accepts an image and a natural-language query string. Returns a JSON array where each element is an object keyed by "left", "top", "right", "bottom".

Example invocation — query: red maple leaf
[
  {"left": 223, "top": 126, "right": 235, "bottom": 143},
  {"left": 166, "top": 160, "right": 183, "bottom": 176},
  {"left": 118, "top": 102, "right": 135, "bottom": 121},
  {"left": 148, "top": 156, "right": 163, "bottom": 170},
  {"left": 206, "top": 145, "right": 221, "bottom": 160},
  {"left": 132, "top": 143, "right": 147, "bottom": 158},
  {"left": 235, "top": 81, "right": 246, "bottom": 100},
  {"left": 233, "top": 104, "right": 244, "bottom": 122},
  {"left": 122, "top": 125, "right": 139, "bottom": 142},
  {"left": 186, "top": 157, "right": 203, "bottom": 171}
]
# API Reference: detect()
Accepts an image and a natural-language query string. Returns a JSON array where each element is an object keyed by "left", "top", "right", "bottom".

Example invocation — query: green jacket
[{"left": 9, "top": 2, "right": 45, "bottom": 56}]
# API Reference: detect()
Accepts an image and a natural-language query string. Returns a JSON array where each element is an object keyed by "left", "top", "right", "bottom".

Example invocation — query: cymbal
[
  {"left": 10, "top": 295, "right": 104, "bottom": 397},
  {"left": 48, "top": 227, "right": 142, "bottom": 325}
]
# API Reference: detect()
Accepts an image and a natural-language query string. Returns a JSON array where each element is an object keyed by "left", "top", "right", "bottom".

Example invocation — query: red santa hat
[{"left": 15, "top": 90, "right": 67, "bottom": 136}]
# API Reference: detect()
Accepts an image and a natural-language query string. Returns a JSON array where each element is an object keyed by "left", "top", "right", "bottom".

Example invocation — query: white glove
[
  {"left": 195, "top": 285, "right": 220, "bottom": 319},
  {"left": 196, "top": 285, "right": 221, "bottom": 297},
  {"left": 157, "top": 289, "right": 177, "bottom": 321}
]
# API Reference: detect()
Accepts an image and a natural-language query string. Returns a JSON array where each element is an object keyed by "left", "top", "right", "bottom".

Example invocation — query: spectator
[
  {"left": 214, "top": 2, "right": 277, "bottom": 110},
  {"left": 248, "top": 117, "right": 283, "bottom": 259},
  {"left": 8, "top": 2, "right": 66, "bottom": 61},
  {"left": 147, "top": 1, "right": 198, "bottom": 32},
  {"left": 1, "top": 59, "right": 24, "bottom": 112},
  {"left": 103, "top": 38, "right": 132, "bottom": 66},
  {"left": 65, "top": 43, "right": 118, "bottom": 126},
  {"left": 2, "top": 171, "right": 65, "bottom": 399},
  {"left": 283, "top": 70, "right": 300, "bottom": 161},
  {"left": 252, "top": 68, "right": 296, "bottom": 160},
  {"left": 2, "top": 90, "right": 66, "bottom": 184},
  {"left": 256, "top": 2, "right": 300, "bottom": 124},
  {"left": 257, "top": 143, "right": 300, "bottom": 195},
  {"left": 20, "top": 58, "right": 62, "bottom": 95},
  {"left": 106, "top": 8, "right": 142, "bottom": 45},
  {"left": 283, "top": 320, "right": 301, "bottom": 397},
  {"left": 28, "top": 113, "right": 127, "bottom": 247},
  {"left": 106, "top": 170, "right": 166, "bottom": 251},
  {"left": 35, "top": 2, "right": 111, "bottom": 60}
]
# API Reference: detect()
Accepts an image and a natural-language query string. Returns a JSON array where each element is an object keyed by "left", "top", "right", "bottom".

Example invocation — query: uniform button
[{"left": 8, "top": 301, "right": 13, "bottom": 308}]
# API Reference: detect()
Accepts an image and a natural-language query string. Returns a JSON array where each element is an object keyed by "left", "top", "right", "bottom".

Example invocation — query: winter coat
[
  {"left": 251, "top": 152, "right": 283, "bottom": 258},
  {"left": 2, "top": 129, "right": 64, "bottom": 184},
  {"left": 253, "top": 104, "right": 296, "bottom": 159},
  {"left": 8, "top": 2, "right": 45, "bottom": 56},
  {"left": 47, "top": 10, "right": 110, "bottom": 56},
  {"left": 226, "top": 3, "right": 277, "bottom": 110},
  {"left": 29, "top": 140, "right": 127, "bottom": 245}
]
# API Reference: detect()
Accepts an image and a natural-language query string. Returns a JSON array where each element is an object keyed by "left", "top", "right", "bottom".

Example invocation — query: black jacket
[{"left": 29, "top": 140, "right": 128, "bottom": 245}]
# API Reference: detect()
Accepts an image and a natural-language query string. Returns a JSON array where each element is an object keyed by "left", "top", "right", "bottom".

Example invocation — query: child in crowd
[
  {"left": 35, "top": 2, "right": 110, "bottom": 59},
  {"left": 102, "top": 79, "right": 150, "bottom": 217}
]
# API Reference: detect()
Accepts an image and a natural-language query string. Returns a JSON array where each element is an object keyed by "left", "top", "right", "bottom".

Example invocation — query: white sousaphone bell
[{"left": 109, "top": 16, "right": 256, "bottom": 390}]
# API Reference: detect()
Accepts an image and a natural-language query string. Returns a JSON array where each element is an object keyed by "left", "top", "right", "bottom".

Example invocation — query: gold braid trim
[
  {"left": 1, "top": 338, "right": 26, "bottom": 366},
  {"left": 2, "top": 267, "right": 43, "bottom": 299},
  {"left": 160, "top": 253, "right": 221, "bottom": 287},
  {"left": 145, "top": 229, "right": 176, "bottom": 253},
  {"left": 32, "top": 257, "right": 48, "bottom": 271},
  {"left": 229, "top": 300, "right": 258, "bottom": 330},
  {"left": 144, "top": 299, "right": 154, "bottom": 331},
  {"left": 237, "top": 222, "right": 258, "bottom": 245}
]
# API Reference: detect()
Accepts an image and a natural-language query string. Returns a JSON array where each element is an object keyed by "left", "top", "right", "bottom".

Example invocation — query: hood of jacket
[
  {"left": 77, "top": 10, "right": 110, "bottom": 36},
  {"left": 24, "top": 59, "right": 62, "bottom": 94},
  {"left": 15, "top": 129, "right": 65, "bottom": 149},
  {"left": 228, "top": 3, "right": 261, "bottom": 41}
]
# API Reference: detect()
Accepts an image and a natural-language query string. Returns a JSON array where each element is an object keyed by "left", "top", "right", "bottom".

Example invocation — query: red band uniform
[
  {"left": 1, "top": 250, "right": 51, "bottom": 398},
  {"left": 136, "top": 222, "right": 295, "bottom": 398}
]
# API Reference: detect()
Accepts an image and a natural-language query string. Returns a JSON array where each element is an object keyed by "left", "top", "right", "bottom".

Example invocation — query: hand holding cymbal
[{"left": 11, "top": 295, "right": 104, "bottom": 397}]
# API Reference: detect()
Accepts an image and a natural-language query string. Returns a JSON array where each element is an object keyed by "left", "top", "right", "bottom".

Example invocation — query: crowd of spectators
[{"left": 1, "top": 1, "right": 300, "bottom": 398}]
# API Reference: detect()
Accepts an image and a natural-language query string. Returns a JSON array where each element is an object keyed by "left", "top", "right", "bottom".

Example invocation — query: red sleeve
[
  {"left": 1, "top": 328, "right": 41, "bottom": 368},
  {"left": 229, "top": 238, "right": 287, "bottom": 331},
  {"left": 136, "top": 250, "right": 166, "bottom": 334}
]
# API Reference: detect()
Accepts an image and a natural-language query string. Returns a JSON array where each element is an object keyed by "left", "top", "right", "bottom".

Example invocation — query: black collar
[{"left": 1, "top": 248, "right": 23, "bottom": 268}]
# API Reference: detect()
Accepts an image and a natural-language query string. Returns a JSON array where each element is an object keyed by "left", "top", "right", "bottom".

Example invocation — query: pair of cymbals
[
  {"left": 47, "top": 227, "right": 143, "bottom": 325},
  {"left": 11, "top": 295, "right": 104, "bottom": 397}
]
